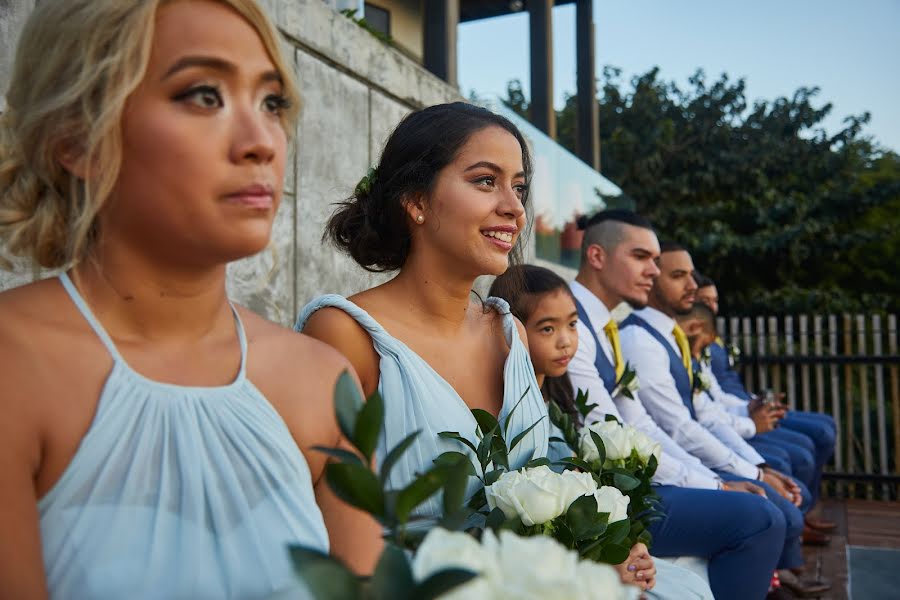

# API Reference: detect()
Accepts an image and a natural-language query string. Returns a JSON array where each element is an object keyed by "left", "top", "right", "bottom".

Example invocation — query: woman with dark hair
[
  {"left": 297, "top": 102, "right": 548, "bottom": 519},
  {"left": 490, "top": 264, "right": 715, "bottom": 600}
]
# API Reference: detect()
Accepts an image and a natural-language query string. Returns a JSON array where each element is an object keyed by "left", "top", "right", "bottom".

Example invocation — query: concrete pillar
[
  {"left": 423, "top": 0, "right": 459, "bottom": 87},
  {"left": 575, "top": 0, "right": 600, "bottom": 170},
  {"left": 529, "top": 0, "right": 555, "bottom": 138}
]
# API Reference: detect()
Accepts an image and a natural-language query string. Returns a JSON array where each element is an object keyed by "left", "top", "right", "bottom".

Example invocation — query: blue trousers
[
  {"left": 717, "top": 473, "right": 806, "bottom": 570},
  {"left": 781, "top": 411, "right": 836, "bottom": 502},
  {"left": 650, "top": 485, "right": 785, "bottom": 600},
  {"left": 751, "top": 429, "right": 818, "bottom": 500}
]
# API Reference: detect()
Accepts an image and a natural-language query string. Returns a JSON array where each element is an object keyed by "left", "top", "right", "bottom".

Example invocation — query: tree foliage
[{"left": 504, "top": 69, "right": 900, "bottom": 315}]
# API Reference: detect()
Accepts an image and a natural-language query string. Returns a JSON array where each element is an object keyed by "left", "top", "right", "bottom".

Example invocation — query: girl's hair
[
  {"left": 0, "top": 0, "right": 300, "bottom": 270},
  {"left": 325, "top": 101, "right": 532, "bottom": 272},
  {"left": 488, "top": 264, "right": 579, "bottom": 420}
]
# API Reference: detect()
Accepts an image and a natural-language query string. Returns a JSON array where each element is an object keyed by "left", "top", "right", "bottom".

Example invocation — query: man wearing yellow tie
[
  {"left": 618, "top": 237, "right": 821, "bottom": 593},
  {"left": 568, "top": 210, "right": 787, "bottom": 600}
]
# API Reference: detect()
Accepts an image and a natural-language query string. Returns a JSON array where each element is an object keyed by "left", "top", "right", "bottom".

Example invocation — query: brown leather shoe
[
  {"left": 801, "top": 525, "right": 831, "bottom": 546},
  {"left": 805, "top": 516, "right": 837, "bottom": 532},
  {"left": 778, "top": 570, "right": 831, "bottom": 597}
]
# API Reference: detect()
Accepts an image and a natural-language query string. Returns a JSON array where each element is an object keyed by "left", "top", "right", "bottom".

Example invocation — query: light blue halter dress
[
  {"left": 38, "top": 273, "right": 329, "bottom": 599},
  {"left": 296, "top": 295, "right": 549, "bottom": 518}
]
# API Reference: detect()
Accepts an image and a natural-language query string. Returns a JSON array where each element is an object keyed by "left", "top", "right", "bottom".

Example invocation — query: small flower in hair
[{"left": 355, "top": 167, "right": 378, "bottom": 196}]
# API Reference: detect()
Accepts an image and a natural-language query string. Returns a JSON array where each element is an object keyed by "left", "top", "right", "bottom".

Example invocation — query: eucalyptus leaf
[
  {"left": 288, "top": 545, "right": 361, "bottom": 600},
  {"left": 354, "top": 390, "right": 384, "bottom": 463},
  {"left": 370, "top": 543, "right": 414, "bottom": 600},
  {"left": 326, "top": 463, "right": 385, "bottom": 517},
  {"left": 380, "top": 430, "right": 421, "bottom": 484},
  {"left": 333, "top": 370, "right": 364, "bottom": 444}
]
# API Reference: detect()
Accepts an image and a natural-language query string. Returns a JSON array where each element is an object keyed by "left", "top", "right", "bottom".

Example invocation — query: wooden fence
[{"left": 717, "top": 314, "right": 900, "bottom": 501}]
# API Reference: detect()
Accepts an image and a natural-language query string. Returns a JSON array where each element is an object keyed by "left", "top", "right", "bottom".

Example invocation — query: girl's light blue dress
[
  {"left": 38, "top": 273, "right": 328, "bottom": 599},
  {"left": 296, "top": 295, "right": 549, "bottom": 517}
]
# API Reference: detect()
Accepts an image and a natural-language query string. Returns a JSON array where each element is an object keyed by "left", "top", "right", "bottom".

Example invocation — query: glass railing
[{"left": 481, "top": 100, "right": 624, "bottom": 270}]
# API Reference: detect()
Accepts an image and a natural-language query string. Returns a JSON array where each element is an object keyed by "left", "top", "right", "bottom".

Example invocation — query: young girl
[
  {"left": 0, "top": 1, "right": 378, "bottom": 597},
  {"left": 490, "top": 264, "right": 717, "bottom": 600}
]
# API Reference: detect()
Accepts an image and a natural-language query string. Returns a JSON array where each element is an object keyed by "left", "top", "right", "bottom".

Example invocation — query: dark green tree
[{"left": 504, "top": 69, "right": 900, "bottom": 315}]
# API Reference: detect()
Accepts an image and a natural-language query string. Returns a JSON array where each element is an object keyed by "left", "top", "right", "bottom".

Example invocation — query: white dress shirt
[
  {"left": 568, "top": 283, "right": 721, "bottom": 489},
  {"left": 619, "top": 307, "right": 762, "bottom": 480}
]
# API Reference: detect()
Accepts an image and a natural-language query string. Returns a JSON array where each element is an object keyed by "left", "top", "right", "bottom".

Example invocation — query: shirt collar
[
  {"left": 634, "top": 306, "right": 676, "bottom": 336},
  {"left": 570, "top": 281, "right": 612, "bottom": 332}
]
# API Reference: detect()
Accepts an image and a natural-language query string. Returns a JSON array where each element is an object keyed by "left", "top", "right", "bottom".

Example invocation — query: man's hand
[
  {"left": 614, "top": 542, "right": 656, "bottom": 593},
  {"left": 750, "top": 402, "right": 779, "bottom": 433},
  {"left": 763, "top": 467, "right": 803, "bottom": 506},
  {"left": 723, "top": 480, "right": 767, "bottom": 497}
]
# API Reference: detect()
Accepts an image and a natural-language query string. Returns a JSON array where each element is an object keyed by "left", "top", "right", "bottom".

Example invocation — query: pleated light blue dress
[
  {"left": 296, "top": 295, "right": 549, "bottom": 518},
  {"left": 38, "top": 273, "right": 328, "bottom": 599}
]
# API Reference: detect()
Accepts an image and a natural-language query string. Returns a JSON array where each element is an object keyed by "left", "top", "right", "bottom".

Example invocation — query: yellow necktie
[
  {"left": 672, "top": 324, "right": 693, "bottom": 386},
  {"left": 603, "top": 320, "right": 625, "bottom": 381}
]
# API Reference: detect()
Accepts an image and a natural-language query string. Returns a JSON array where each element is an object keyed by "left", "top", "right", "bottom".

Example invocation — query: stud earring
[{"left": 416, "top": 214, "right": 425, "bottom": 224}]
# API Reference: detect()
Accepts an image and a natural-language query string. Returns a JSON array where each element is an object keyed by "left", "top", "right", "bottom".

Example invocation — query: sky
[{"left": 458, "top": 0, "right": 900, "bottom": 153}]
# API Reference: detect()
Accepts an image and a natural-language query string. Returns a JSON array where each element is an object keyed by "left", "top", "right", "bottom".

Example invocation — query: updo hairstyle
[{"left": 325, "top": 102, "right": 532, "bottom": 272}]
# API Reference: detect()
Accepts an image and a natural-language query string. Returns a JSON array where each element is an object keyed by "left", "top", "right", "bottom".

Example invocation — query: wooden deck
[{"left": 800, "top": 499, "right": 900, "bottom": 599}]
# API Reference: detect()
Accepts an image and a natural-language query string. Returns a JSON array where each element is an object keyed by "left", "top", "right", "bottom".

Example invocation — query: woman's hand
[{"left": 613, "top": 542, "right": 657, "bottom": 593}]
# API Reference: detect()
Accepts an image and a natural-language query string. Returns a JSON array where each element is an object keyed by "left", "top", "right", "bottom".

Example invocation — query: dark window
[{"left": 364, "top": 3, "right": 390, "bottom": 36}]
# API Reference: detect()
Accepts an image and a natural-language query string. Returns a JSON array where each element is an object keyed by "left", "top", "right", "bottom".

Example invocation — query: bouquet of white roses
[{"left": 548, "top": 394, "right": 662, "bottom": 549}]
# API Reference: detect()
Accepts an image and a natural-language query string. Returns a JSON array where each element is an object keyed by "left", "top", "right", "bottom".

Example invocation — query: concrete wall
[{"left": 0, "top": 0, "right": 465, "bottom": 326}]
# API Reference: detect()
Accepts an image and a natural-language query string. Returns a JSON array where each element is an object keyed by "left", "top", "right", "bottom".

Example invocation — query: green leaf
[
  {"left": 574, "top": 388, "right": 597, "bottom": 419},
  {"left": 489, "top": 435, "right": 510, "bottom": 471},
  {"left": 326, "top": 463, "right": 385, "bottom": 517},
  {"left": 471, "top": 409, "right": 500, "bottom": 439},
  {"left": 288, "top": 545, "right": 362, "bottom": 600},
  {"left": 598, "top": 543, "right": 631, "bottom": 566},
  {"left": 509, "top": 415, "right": 546, "bottom": 452},
  {"left": 312, "top": 446, "right": 365, "bottom": 467},
  {"left": 380, "top": 430, "right": 421, "bottom": 484},
  {"left": 437, "top": 431, "right": 478, "bottom": 455},
  {"left": 440, "top": 456, "right": 475, "bottom": 515},
  {"left": 604, "top": 414, "right": 620, "bottom": 423},
  {"left": 334, "top": 370, "right": 364, "bottom": 444},
  {"left": 414, "top": 568, "right": 478, "bottom": 600},
  {"left": 589, "top": 431, "right": 607, "bottom": 466},
  {"left": 554, "top": 456, "right": 593, "bottom": 472},
  {"left": 612, "top": 472, "right": 641, "bottom": 491},
  {"left": 483, "top": 469, "right": 503, "bottom": 486},
  {"left": 485, "top": 506, "right": 507, "bottom": 531},
  {"left": 432, "top": 451, "right": 477, "bottom": 476},
  {"left": 525, "top": 457, "right": 552, "bottom": 469},
  {"left": 503, "top": 387, "right": 530, "bottom": 435},
  {"left": 353, "top": 390, "right": 384, "bottom": 463},
  {"left": 566, "top": 494, "right": 608, "bottom": 541},
  {"left": 395, "top": 468, "right": 448, "bottom": 524},
  {"left": 370, "top": 543, "right": 414, "bottom": 600},
  {"left": 604, "top": 518, "right": 631, "bottom": 544}
]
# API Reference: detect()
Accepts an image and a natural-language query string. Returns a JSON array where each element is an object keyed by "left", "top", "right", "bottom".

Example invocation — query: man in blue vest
[
  {"left": 694, "top": 274, "right": 837, "bottom": 533},
  {"left": 617, "top": 237, "right": 827, "bottom": 594},
  {"left": 568, "top": 210, "right": 810, "bottom": 600}
]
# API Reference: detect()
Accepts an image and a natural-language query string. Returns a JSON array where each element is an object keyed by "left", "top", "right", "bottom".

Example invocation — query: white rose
[
  {"left": 486, "top": 466, "right": 597, "bottom": 526},
  {"left": 575, "top": 560, "right": 639, "bottom": 600},
  {"left": 592, "top": 485, "right": 630, "bottom": 523},
  {"left": 412, "top": 528, "right": 494, "bottom": 600},
  {"left": 580, "top": 420, "right": 632, "bottom": 461},
  {"left": 626, "top": 427, "right": 662, "bottom": 465},
  {"left": 482, "top": 530, "right": 582, "bottom": 599}
]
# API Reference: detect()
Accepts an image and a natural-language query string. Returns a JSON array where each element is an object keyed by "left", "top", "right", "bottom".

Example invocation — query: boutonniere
[
  {"left": 612, "top": 362, "right": 640, "bottom": 400},
  {"left": 727, "top": 343, "right": 741, "bottom": 368},
  {"left": 701, "top": 346, "right": 712, "bottom": 366},
  {"left": 691, "top": 367, "right": 712, "bottom": 396}
]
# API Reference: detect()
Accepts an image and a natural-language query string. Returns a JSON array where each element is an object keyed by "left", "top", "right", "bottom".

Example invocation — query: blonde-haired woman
[{"left": 0, "top": 1, "right": 380, "bottom": 597}]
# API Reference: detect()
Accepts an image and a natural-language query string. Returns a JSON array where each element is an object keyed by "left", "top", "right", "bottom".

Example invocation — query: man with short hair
[
  {"left": 568, "top": 210, "right": 788, "bottom": 600},
  {"left": 618, "top": 242, "right": 815, "bottom": 583},
  {"left": 695, "top": 274, "right": 837, "bottom": 532}
]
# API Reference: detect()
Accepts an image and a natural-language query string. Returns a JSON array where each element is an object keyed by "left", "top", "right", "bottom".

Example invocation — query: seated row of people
[{"left": 486, "top": 210, "right": 836, "bottom": 599}]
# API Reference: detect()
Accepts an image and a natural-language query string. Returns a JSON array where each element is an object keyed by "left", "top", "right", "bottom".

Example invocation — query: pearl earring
[{"left": 416, "top": 214, "right": 425, "bottom": 224}]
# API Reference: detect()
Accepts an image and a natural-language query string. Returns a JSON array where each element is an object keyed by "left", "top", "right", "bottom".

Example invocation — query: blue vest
[
  {"left": 620, "top": 313, "right": 697, "bottom": 420},
  {"left": 709, "top": 341, "right": 752, "bottom": 401},
  {"left": 574, "top": 299, "right": 617, "bottom": 394}
]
